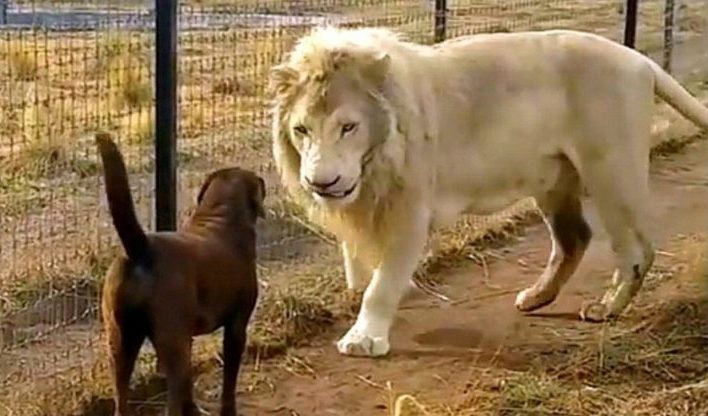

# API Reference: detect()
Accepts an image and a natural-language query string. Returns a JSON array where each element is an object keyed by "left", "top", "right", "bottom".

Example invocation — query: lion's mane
[{"left": 269, "top": 27, "right": 431, "bottom": 264}]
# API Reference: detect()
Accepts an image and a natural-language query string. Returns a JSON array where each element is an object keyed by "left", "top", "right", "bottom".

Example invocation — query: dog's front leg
[
  {"left": 220, "top": 319, "right": 248, "bottom": 416},
  {"left": 336, "top": 208, "right": 430, "bottom": 357}
]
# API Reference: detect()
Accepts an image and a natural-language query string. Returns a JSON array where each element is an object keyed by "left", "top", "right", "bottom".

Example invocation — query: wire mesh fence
[
  {"left": 0, "top": 0, "right": 706, "bottom": 413},
  {"left": 0, "top": 1, "right": 156, "bottom": 405}
]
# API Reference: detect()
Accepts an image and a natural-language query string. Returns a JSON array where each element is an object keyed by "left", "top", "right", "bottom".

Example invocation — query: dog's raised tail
[{"left": 96, "top": 132, "right": 153, "bottom": 267}]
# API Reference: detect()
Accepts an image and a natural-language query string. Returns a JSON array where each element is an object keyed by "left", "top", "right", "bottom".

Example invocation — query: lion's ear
[
  {"left": 269, "top": 64, "right": 299, "bottom": 97},
  {"left": 360, "top": 52, "right": 390, "bottom": 90},
  {"left": 330, "top": 50, "right": 353, "bottom": 71}
]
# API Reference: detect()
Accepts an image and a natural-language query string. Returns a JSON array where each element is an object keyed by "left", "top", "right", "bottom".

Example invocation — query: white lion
[{"left": 268, "top": 26, "right": 708, "bottom": 357}]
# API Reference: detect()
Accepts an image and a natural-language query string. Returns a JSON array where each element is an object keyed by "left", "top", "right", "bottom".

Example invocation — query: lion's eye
[
  {"left": 293, "top": 125, "right": 309, "bottom": 135},
  {"left": 341, "top": 123, "right": 358, "bottom": 135}
]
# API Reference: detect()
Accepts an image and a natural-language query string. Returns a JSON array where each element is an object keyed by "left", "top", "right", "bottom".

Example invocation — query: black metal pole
[
  {"left": 623, "top": 0, "right": 638, "bottom": 48},
  {"left": 663, "top": 0, "right": 676, "bottom": 72},
  {"left": 0, "top": 0, "right": 8, "bottom": 25},
  {"left": 434, "top": 0, "right": 447, "bottom": 43},
  {"left": 155, "top": 0, "right": 178, "bottom": 231}
]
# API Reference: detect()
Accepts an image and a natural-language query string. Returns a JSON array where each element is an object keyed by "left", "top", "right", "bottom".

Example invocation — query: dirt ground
[{"left": 233, "top": 139, "right": 708, "bottom": 415}]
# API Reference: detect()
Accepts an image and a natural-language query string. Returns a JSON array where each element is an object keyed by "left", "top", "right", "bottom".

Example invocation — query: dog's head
[{"left": 196, "top": 168, "right": 267, "bottom": 222}]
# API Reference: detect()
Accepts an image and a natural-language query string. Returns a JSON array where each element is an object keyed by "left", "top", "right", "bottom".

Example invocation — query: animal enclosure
[{"left": 0, "top": 0, "right": 707, "bottom": 414}]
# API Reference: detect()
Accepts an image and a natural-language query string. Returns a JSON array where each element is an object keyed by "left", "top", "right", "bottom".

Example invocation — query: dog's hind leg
[
  {"left": 220, "top": 317, "right": 249, "bottom": 416},
  {"left": 516, "top": 157, "right": 592, "bottom": 312},
  {"left": 107, "top": 314, "right": 146, "bottom": 416},
  {"left": 154, "top": 332, "right": 198, "bottom": 416}
]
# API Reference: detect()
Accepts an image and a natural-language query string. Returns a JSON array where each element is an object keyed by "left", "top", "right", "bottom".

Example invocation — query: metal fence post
[
  {"left": 663, "top": 0, "right": 677, "bottom": 72},
  {"left": 434, "top": 0, "right": 447, "bottom": 43},
  {"left": 0, "top": 0, "right": 8, "bottom": 26},
  {"left": 155, "top": 0, "right": 178, "bottom": 231},
  {"left": 623, "top": 0, "right": 639, "bottom": 48}
]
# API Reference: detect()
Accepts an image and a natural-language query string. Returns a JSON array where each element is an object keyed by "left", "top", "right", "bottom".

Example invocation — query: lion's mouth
[{"left": 314, "top": 180, "right": 358, "bottom": 199}]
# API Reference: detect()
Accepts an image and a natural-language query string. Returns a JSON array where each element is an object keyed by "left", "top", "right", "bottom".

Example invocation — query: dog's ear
[
  {"left": 250, "top": 176, "right": 267, "bottom": 219},
  {"left": 196, "top": 172, "right": 217, "bottom": 205}
]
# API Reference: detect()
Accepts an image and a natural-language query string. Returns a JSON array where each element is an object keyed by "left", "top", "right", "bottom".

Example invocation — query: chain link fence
[{"left": 0, "top": 0, "right": 706, "bottom": 413}]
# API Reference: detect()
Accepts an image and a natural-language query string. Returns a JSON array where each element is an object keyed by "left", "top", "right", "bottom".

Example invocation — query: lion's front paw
[
  {"left": 336, "top": 326, "right": 390, "bottom": 357},
  {"left": 515, "top": 286, "right": 557, "bottom": 312}
]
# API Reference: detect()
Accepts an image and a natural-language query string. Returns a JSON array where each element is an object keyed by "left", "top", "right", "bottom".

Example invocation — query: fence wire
[{"left": 0, "top": 0, "right": 706, "bottom": 413}]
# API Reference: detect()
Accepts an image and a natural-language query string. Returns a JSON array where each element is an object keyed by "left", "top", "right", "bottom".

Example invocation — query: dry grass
[
  {"left": 7, "top": 43, "right": 39, "bottom": 82},
  {"left": 111, "top": 57, "right": 152, "bottom": 110},
  {"left": 125, "top": 108, "right": 156, "bottom": 145},
  {"left": 651, "top": 132, "right": 708, "bottom": 158},
  {"left": 416, "top": 206, "right": 542, "bottom": 290},
  {"left": 247, "top": 292, "right": 336, "bottom": 359}
]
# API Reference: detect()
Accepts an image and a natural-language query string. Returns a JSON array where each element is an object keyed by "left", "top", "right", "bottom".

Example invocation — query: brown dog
[{"left": 96, "top": 133, "right": 265, "bottom": 416}]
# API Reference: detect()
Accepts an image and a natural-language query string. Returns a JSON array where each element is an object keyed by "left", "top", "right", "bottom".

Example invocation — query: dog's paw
[
  {"left": 515, "top": 286, "right": 557, "bottom": 312},
  {"left": 336, "top": 326, "right": 390, "bottom": 357}
]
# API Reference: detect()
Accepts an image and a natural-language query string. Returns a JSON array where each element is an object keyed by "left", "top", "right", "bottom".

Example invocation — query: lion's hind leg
[
  {"left": 564, "top": 66, "right": 656, "bottom": 322},
  {"left": 574, "top": 147, "right": 655, "bottom": 322},
  {"left": 516, "top": 157, "right": 592, "bottom": 312}
]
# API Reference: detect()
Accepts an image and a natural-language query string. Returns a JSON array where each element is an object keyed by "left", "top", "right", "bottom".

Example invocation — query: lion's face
[{"left": 284, "top": 67, "right": 392, "bottom": 209}]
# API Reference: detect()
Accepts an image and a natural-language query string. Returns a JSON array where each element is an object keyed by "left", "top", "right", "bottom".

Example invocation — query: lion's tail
[
  {"left": 96, "top": 132, "right": 153, "bottom": 268},
  {"left": 648, "top": 58, "right": 708, "bottom": 130}
]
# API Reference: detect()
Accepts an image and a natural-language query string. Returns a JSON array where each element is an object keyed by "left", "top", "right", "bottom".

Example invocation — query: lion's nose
[{"left": 305, "top": 175, "right": 341, "bottom": 191}]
